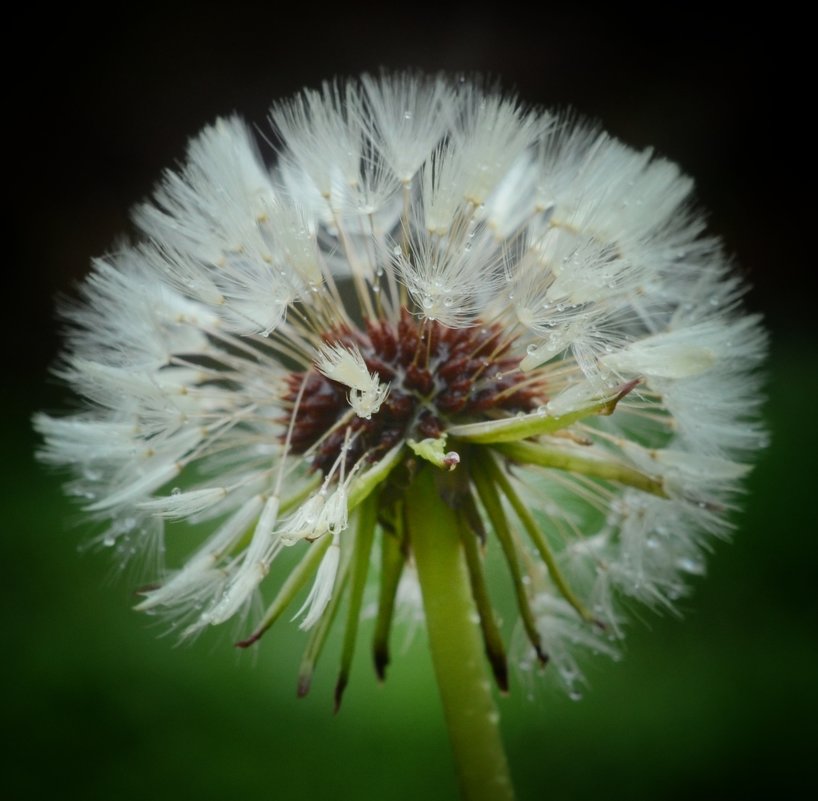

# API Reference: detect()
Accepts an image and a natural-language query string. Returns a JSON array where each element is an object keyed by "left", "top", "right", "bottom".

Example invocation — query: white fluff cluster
[{"left": 36, "top": 73, "right": 766, "bottom": 695}]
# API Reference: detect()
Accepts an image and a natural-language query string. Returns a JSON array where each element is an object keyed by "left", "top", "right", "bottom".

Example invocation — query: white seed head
[{"left": 37, "top": 72, "right": 766, "bottom": 699}]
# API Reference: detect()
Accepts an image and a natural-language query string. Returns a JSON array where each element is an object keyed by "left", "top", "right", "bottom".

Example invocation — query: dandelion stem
[{"left": 407, "top": 468, "right": 515, "bottom": 801}]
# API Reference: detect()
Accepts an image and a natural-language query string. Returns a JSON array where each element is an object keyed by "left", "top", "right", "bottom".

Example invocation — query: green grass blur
[{"left": 4, "top": 335, "right": 816, "bottom": 801}]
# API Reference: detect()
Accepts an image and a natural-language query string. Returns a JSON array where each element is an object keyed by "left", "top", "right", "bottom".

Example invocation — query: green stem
[{"left": 406, "top": 468, "right": 515, "bottom": 801}]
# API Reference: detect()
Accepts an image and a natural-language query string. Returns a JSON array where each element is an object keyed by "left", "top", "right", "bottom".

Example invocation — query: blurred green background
[{"left": 6, "top": 9, "right": 815, "bottom": 801}]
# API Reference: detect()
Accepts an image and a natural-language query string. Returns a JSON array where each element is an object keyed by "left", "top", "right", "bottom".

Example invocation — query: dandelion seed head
[{"left": 36, "top": 72, "right": 766, "bottom": 698}]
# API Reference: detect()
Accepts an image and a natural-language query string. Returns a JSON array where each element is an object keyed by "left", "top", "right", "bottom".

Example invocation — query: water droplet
[
  {"left": 568, "top": 689, "right": 583, "bottom": 701},
  {"left": 103, "top": 535, "right": 115, "bottom": 547},
  {"left": 171, "top": 487, "right": 182, "bottom": 496},
  {"left": 526, "top": 343, "right": 538, "bottom": 355},
  {"left": 403, "top": 110, "right": 413, "bottom": 120},
  {"left": 677, "top": 556, "right": 704, "bottom": 575}
]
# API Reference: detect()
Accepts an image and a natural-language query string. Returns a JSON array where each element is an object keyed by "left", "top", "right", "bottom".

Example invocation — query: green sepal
[
  {"left": 482, "top": 450, "right": 595, "bottom": 625},
  {"left": 471, "top": 454, "right": 547, "bottom": 665},
  {"left": 372, "top": 501, "right": 406, "bottom": 682},
  {"left": 447, "top": 379, "right": 640, "bottom": 444},
  {"left": 495, "top": 440, "right": 666, "bottom": 497},
  {"left": 334, "top": 492, "right": 378, "bottom": 712},
  {"left": 455, "top": 502, "right": 510, "bottom": 691},
  {"left": 347, "top": 442, "right": 405, "bottom": 511}
]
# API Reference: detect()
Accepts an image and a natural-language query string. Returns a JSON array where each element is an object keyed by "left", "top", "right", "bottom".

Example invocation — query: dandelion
[{"left": 35, "top": 73, "right": 767, "bottom": 801}]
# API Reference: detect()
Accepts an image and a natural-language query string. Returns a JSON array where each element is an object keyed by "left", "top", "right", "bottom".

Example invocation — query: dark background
[{"left": 6, "top": 8, "right": 816, "bottom": 800}]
